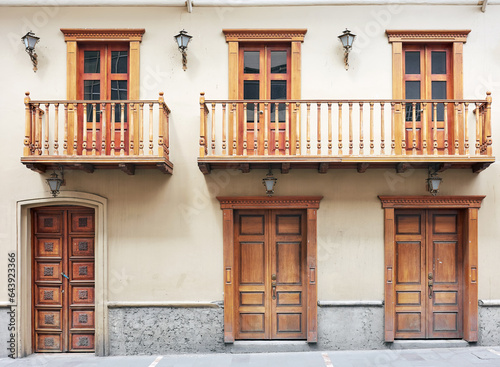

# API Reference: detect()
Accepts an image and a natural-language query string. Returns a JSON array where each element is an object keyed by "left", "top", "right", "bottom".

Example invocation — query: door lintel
[
  {"left": 378, "top": 195, "right": 485, "bottom": 209},
  {"left": 217, "top": 196, "right": 322, "bottom": 210}
]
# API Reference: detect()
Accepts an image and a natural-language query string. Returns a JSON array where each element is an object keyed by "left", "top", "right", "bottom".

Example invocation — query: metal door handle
[
  {"left": 272, "top": 281, "right": 276, "bottom": 300},
  {"left": 428, "top": 272, "right": 433, "bottom": 299},
  {"left": 61, "top": 272, "right": 70, "bottom": 280}
]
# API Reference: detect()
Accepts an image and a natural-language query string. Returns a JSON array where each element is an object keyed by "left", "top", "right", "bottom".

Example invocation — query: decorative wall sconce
[
  {"left": 338, "top": 28, "right": 356, "bottom": 70},
  {"left": 46, "top": 167, "right": 64, "bottom": 197},
  {"left": 262, "top": 168, "right": 278, "bottom": 197},
  {"left": 174, "top": 29, "right": 192, "bottom": 71},
  {"left": 21, "top": 31, "right": 40, "bottom": 72},
  {"left": 426, "top": 165, "right": 442, "bottom": 196}
]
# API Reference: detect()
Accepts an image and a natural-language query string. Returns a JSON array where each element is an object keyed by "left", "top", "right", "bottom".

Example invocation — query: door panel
[
  {"left": 394, "top": 209, "right": 462, "bottom": 339},
  {"left": 32, "top": 207, "right": 95, "bottom": 353},
  {"left": 234, "top": 210, "right": 306, "bottom": 340}
]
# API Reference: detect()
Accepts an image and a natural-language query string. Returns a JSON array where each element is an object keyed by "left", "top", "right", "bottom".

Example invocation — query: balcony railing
[
  {"left": 21, "top": 92, "right": 172, "bottom": 174},
  {"left": 198, "top": 93, "right": 493, "bottom": 174}
]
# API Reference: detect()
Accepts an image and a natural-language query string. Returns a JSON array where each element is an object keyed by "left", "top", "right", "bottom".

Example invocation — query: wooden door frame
[
  {"left": 217, "top": 196, "right": 322, "bottom": 343},
  {"left": 16, "top": 192, "right": 108, "bottom": 357},
  {"left": 379, "top": 195, "right": 485, "bottom": 342}
]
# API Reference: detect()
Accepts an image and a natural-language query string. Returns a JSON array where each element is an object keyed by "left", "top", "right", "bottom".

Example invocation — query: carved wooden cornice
[
  {"left": 217, "top": 196, "right": 322, "bottom": 209},
  {"left": 61, "top": 29, "right": 145, "bottom": 42},
  {"left": 386, "top": 30, "right": 470, "bottom": 43},
  {"left": 378, "top": 195, "right": 485, "bottom": 209},
  {"left": 223, "top": 29, "right": 307, "bottom": 43}
]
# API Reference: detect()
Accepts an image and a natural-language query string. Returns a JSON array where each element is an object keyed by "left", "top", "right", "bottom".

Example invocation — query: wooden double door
[
  {"left": 234, "top": 209, "right": 307, "bottom": 339},
  {"left": 394, "top": 209, "right": 463, "bottom": 339},
  {"left": 32, "top": 207, "right": 95, "bottom": 352}
]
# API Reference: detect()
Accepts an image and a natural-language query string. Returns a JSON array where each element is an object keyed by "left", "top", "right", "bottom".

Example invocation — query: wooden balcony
[
  {"left": 21, "top": 92, "right": 172, "bottom": 175},
  {"left": 198, "top": 93, "right": 494, "bottom": 174}
]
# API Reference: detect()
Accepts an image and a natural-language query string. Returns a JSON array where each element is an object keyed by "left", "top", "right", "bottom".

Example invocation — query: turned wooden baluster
[
  {"left": 412, "top": 102, "right": 417, "bottom": 155},
  {"left": 82, "top": 103, "right": 88, "bottom": 155},
  {"left": 422, "top": 102, "right": 427, "bottom": 155},
  {"left": 34, "top": 104, "right": 41, "bottom": 155},
  {"left": 327, "top": 103, "right": 332, "bottom": 155},
  {"left": 211, "top": 103, "right": 216, "bottom": 155},
  {"left": 475, "top": 103, "right": 480, "bottom": 155},
  {"left": 63, "top": 103, "right": 68, "bottom": 155},
  {"left": 73, "top": 104, "right": 78, "bottom": 156},
  {"left": 443, "top": 102, "right": 449, "bottom": 155},
  {"left": 23, "top": 92, "right": 31, "bottom": 156},
  {"left": 369, "top": 102, "right": 374, "bottom": 155},
  {"left": 111, "top": 103, "right": 116, "bottom": 155},
  {"left": 338, "top": 102, "right": 343, "bottom": 155},
  {"left": 139, "top": 103, "right": 144, "bottom": 155},
  {"left": 253, "top": 103, "right": 258, "bottom": 155},
  {"left": 199, "top": 93, "right": 206, "bottom": 157},
  {"left": 31, "top": 105, "right": 36, "bottom": 154},
  {"left": 464, "top": 102, "right": 469, "bottom": 155},
  {"left": 401, "top": 102, "right": 406, "bottom": 156},
  {"left": 222, "top": 103, "right": 227, "bottom": 155},
  {"left": 129, "top": 103, "right": 135, "bottom": 155},
  {"left": 264, "top": 102, "right": 269, "bottom": 156},
  {"left": 485, "top": 92, "right": 492, "bottom": 156},
  {"left": 148, "top": 103, "right": 153, "bottom": 155},
  {"left": 348, "top": 102, "right": 353, "bottom": 155},
  {"left": 317, "top": 103, "right": 321, "bottom": 155},
  {"left": 91, "top": 103, "right": 97, "bottom": 155},
  {"left": 120, "top": 102, "right": 125, "bottom": 156},
  {"left": 165, "top": 105, "right": 170, "bottom": 158},
  {"left": 44, "top": 104, "right": 50, "bottom": 155},
  {"left": 158, "top": 95, "right": 166, "bottom": 158},
  {"left": 454, "top": 102, "right": 459, "bottom": 155},
  {"left": 54, "top": 103, "right": 59, "bottom": 155},
  {"left": 232, "top": 103, "right": 237, "bottom": 155},
  {"left": 306, "top": 103, "right": 311, "bottom": 155},
  {"left": 295, "top": 102, "right": 300, "bottom": 155},
  {"left": 101, "top": 103, "right": 107, "bottom": 154},
  {"left": 243, "top": 103, "right": 248, "bottom": 156},
  {"left": 275, "top": 102, "right": 280, "bottom": 155},
  {"left": 285, "top": 102, "right": 290, "bottom": 155},
  {"left": 433, "top": 102, "right": 438, "bottom": 155},
  {"left": 390, "top": 102, "right": 395, "bottom": 155},
  {"left": 380, "top": 103, "right": 385, "bottom": 155},
  {"left": 359, "top": 102, "right": 364, "bottom": 155}
]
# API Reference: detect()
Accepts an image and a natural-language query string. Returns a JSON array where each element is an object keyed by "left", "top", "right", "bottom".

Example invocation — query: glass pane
[
  {"left": 111, "top": 80, "right": 128, "bottom": 122},
  {"left": 244, "top": 80, "right": 259, "bottom": 122},
  {"left": 244, "top": 51, "right": 260, "bottom": 74},
  {"left": 111, "top": 51, "right": 128, "bottom": 74},
  {"left": 405, "top": 81, "right": 421, "bottom": 122},
  {"left": 84, "top": 51, "right": 100, "bottom": 74},
  {"left": 405, "top": 51, "right": 420, "bottom": 74},
  {"left": 271, "top": 80, "right": 287, "bottom": 122},
  {"left": 84, "top": 80, "right": 101, "bottom": 122},
  {"left": 432, "top": 81, "right": 447, "bottom": 121},
  {"left": 431, "top": 51, "right": 446, "bottom": 74},
  {"left": 271, "top": 51, "right": 287, "bottom": 74}
]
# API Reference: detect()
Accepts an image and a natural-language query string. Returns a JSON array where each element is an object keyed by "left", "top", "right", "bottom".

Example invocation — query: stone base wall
[
  {"left": 317, "top": 306, "right": 385, "bottom": 350},
  {"left": 478, "top": 306, "right": 500, "bottom": 346}
]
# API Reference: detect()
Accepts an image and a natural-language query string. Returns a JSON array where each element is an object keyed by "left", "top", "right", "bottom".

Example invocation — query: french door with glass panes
[
  {"left": 403, "top": 44, "right": 453, "bottom": 154},
  {"left": 239, "top": 44, "right": 291, "bottom": 155},
  {"left": 78, "top": 43, "right": 129, "bottom": 155}
]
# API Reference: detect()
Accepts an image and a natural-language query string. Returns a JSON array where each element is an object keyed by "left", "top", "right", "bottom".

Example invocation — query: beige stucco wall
[{"left": 0, "top": 5, "right": 499, "bottom": 306}]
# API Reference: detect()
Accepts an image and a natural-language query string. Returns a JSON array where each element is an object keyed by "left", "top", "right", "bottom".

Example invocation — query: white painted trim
[
  {"left": 479, "top": 300, "right": 500, "bottom": 306},
  {"left": 1, "top": 0, "right": 499, "bottom": 6},
  {"left": 107, "top": 301, "right": 221, "bottom": 308},
  {"left": 318, "top": 300, "right": 384, "bottom": 307},
  {"left": 16, "top": 191, "right": 108, "bottom": 357}
]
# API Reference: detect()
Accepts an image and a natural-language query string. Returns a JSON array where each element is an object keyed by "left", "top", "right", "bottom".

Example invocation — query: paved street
[{"left": 1, "top": 347, "right": 500, "bottom": 367}]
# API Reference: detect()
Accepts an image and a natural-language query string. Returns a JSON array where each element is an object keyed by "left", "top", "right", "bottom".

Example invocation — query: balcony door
[
  {"left": 403, "top": 44, "right": 453, "bottom": 154},
  {"left": 239, "top": 44, "right": 291, "bottom": 155},
  {"left": 77, "top": 43, "right": 129, "bottom": 155}
]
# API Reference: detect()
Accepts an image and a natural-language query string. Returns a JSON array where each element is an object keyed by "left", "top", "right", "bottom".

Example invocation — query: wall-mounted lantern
[
  {"left": 262, "top": 168, "right": 278, "bottom": 197},
  {"left": 426, "top": 165, "right": 442, "bottom": 196},
  {"left": 338, "top": 28, "right": 356, "bottom": 70},
  {"left": 174, "top": 29, "right": 192, "bottom": 71},
  {"left": 46, "top": 168, "right": 64, "bottom": 197},
  {"left": 21, "top": 31, "right": 40, "bottom": 72}
]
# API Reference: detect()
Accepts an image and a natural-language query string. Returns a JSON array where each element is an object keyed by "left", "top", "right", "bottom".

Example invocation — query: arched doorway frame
[{"left": 16, "top": 191, "right": 108, "bottom": 357}]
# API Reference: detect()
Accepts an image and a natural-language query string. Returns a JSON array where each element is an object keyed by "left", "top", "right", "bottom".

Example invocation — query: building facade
[{"left": 0, "top": 0, "right": 499, "bottom": 357}]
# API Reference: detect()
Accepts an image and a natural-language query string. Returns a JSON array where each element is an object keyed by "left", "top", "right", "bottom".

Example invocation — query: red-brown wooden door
[
  {"left": 78, "top": 43, "right": 130, "bottom": 155},
  {"left": 403, "top": 44, "right": 453, "bottom": 154},
  {"left": 234, "top": 209, "right": 306, "bottom": 339},
  {"left": 394, "top": 209, "right": 463, "bottom": 339},
  {"left": 32, "top": 207, "right": 95, "bottom": 352},
  {"left": 239, "top": 44, "right": 291, "bottom": 155}
]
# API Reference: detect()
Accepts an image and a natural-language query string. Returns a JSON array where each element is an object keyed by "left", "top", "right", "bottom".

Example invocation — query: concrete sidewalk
[{"left": 1, "top": 346, "right": 500, "bottom": 366}]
